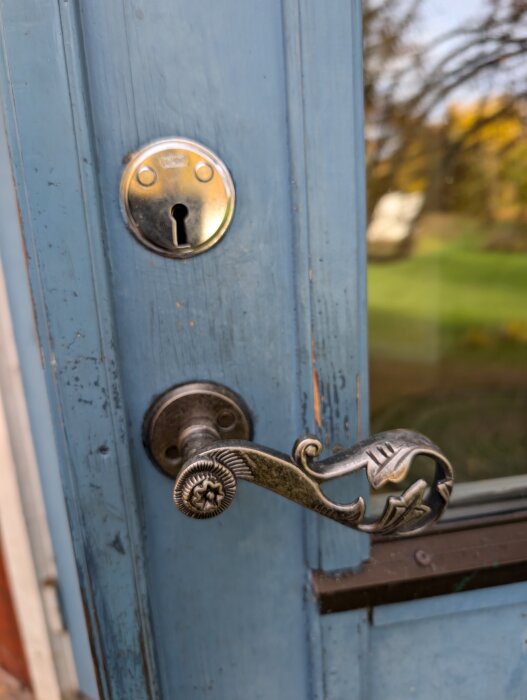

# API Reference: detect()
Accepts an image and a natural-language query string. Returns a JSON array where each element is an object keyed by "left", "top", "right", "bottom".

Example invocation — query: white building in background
[{"left": 368, "top": 191, "right": 424, "bottom": 258}]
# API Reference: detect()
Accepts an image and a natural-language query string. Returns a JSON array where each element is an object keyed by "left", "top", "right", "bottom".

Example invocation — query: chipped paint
[
  {"left": 311, "top": 337, "right": 322, "bottom": 429},
  {"left": 313, "top": 367, "right": 322, "bottom": 428},
  {"left": 356, "top": 373, "right": 362, "bottom": 440}
]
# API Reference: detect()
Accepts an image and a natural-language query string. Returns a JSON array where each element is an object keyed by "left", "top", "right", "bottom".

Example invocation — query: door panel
[
  {"left": 0, "top": 0, "right": 368, "bottom": 697},
  {"left": 78, "top": 0, "right": 368, "bottom": 694},
  {"left": 82, "top": 3, "right": 311, "bottom": 696},
  {"left": 322, "top": 583, "right": 527, "bottom": 700}
]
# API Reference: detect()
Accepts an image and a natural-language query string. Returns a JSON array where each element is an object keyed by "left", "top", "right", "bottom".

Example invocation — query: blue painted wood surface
[
  {"left": 0, "top": 1, "right": 159, "bottom": 697},
  {"left": 282, "top": 0, "right": 369, "bottom": 572},
  {"left": 0, "top": 80, "right": 98, "bottom": 699},
  {"left": 0, "top": 0, "right": 368, "bottom": 697},
  {"left": 322, "top": 582, "right": 527, "bottom": 700}
]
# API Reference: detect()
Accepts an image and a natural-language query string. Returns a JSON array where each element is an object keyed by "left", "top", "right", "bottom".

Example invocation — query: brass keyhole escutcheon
[{"left": 120, "top": 138, "right": 235, "bottom": 258}]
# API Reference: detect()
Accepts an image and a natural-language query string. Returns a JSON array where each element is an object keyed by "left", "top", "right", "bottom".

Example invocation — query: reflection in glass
[{"left": 365, "top": 0, "right": 527, "bottom": 482}]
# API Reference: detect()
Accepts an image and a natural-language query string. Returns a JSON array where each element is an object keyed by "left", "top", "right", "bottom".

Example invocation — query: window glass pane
[{"left": 365, "top": 0, "right": 527, "bottom": 483}]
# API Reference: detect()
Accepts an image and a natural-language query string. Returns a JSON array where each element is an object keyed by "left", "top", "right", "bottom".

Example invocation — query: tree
[{"left": 364, "top": 0, "right": 527, "bottom": 218}]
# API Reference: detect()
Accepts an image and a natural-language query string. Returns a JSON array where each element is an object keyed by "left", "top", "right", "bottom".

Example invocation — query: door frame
[
  {"left": 0, "top": 1, "right": 147, "bottom": 695},
  {"left": 0, "top": 262, "right": 65, "bottom": 699},
  {"left": 0, "top": 67, "right": 98, "bottom": 699}
]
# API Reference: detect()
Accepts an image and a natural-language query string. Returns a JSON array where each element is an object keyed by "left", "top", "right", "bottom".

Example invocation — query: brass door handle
[{"left": 145, "top": 382, "right": 454, "bottom": 536}]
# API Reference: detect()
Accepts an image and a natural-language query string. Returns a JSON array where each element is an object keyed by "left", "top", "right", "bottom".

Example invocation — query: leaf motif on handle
[
  {"left": 365, "top": 442, "right": 418, "bottom": 489},
  {"left": 360, "top": 480, "right": 431, "bottom": 535}
]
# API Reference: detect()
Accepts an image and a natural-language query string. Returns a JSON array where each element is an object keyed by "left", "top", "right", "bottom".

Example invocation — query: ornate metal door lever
[{"left": 145, "top": 382, "right": 454, "bottom": 536}]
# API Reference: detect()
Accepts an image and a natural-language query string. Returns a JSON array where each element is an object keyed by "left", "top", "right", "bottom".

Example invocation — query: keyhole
[{"left": 170, "top": 203, "right": 190, "bottom": 248}]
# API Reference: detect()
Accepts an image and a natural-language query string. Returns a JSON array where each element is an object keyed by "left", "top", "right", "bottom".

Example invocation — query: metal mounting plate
[{"left": 144, "top": 382, "right": 252, "bottom": 478}]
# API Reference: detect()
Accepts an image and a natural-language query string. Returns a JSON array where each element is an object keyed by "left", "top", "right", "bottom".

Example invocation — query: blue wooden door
[{"left": 1, "top": 1, "right": 526, "bottom": 699}]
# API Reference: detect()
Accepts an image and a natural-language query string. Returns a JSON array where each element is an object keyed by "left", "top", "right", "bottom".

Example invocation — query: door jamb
[{"left": 0, "top": 261, "right": 84, "bottom": 699}]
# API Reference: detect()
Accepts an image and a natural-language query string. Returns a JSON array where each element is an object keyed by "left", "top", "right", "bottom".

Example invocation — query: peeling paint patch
[
  {"left": 109, "top": 533, "right": 125, "bottom": 555},
  {"left": 311, "top": 337, "right": 322, "bottom": 429},
  {"left": 313, "top": 367, "right": 321, "bottom": 429},
  {"left": 356, "top": 373, "right": 362, "bottom": 439}
]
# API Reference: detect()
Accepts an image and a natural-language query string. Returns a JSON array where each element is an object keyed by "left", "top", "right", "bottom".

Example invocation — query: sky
[
  {"left": 414, "top": 0, "right": 486, "bottom": 39},
  {"left": 404, "top": 0, "right": 524, "bottom": 118}
]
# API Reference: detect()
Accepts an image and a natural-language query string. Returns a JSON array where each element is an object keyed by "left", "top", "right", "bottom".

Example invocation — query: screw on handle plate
[{"left": 145, "top": 383, "right": 454, "bottom": 536}]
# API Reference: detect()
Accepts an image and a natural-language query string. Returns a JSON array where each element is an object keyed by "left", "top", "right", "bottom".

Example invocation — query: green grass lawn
[
  {"left": 369, "top": 214, "right": 527, "bottom": 366},
  {"left": 368, "top": 214, "right": 527, "bottom": 482}
]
